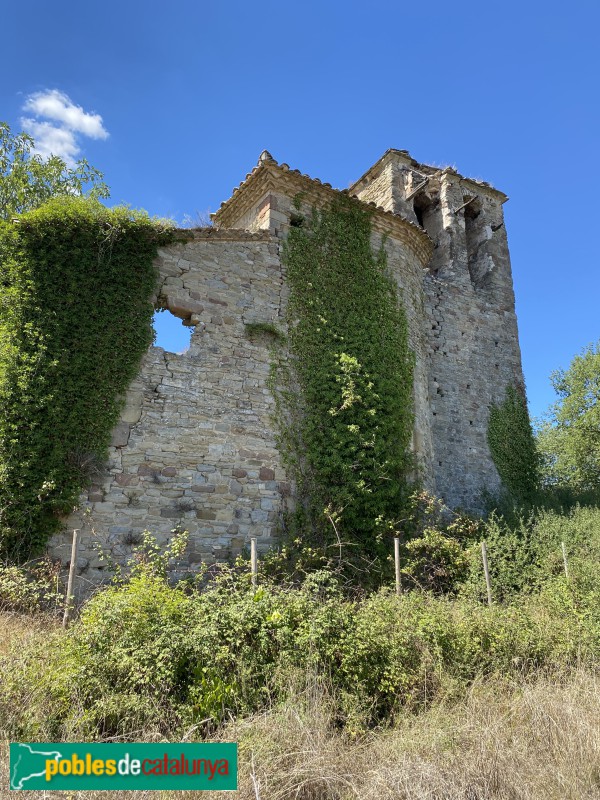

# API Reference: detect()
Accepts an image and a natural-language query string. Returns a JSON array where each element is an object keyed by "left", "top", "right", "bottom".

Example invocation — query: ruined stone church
[{"left": 49, "top": 149, "right": 525, "bottom": 583}]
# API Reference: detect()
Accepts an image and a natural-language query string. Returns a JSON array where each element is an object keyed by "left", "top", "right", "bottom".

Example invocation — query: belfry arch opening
[
  {"left": 464, "top": 198, "right": 489, "bottom": 289},
  {"left": 412, "top": 191, "right": 438, "bottom": 239}
]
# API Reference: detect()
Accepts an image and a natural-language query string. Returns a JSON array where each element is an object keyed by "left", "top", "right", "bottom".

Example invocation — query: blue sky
[{"left": 3, "top": 0, "right": 599, "bottom": 421}]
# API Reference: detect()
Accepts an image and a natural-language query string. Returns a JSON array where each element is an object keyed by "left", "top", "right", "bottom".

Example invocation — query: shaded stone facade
[{"left": 48, "top": 149, "right": 525, "bottom": 589}]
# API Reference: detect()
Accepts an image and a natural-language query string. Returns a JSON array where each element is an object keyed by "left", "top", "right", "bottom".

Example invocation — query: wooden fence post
[
  {"left": 394, "top": 537, "right": 401, "bottom": 596},
  {"left": 250, "top": 537, "right": 257, "bottom": 588},
  {"left": 62, "top": 529, "right": 80, "bottom": 628},
  {"left": 481, "top": 540, "right": 492, "bottom": 606},
  {"left": 561, "top": 541, "right": 570, "bottom": 580}
]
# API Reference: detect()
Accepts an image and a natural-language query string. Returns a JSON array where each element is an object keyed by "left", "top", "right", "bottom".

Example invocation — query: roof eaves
[{"left": 212, "top": 154, "right": 434, "bottom": 265}]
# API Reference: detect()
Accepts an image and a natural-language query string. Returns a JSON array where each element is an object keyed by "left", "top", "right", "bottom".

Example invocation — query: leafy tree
[
  {"left": 487, "top": 383, "right": 540, "bottom": 503},
  {"left": 0, "top": 122, "right": 109, "bottom": 221},
  {"left": 537, "top": 342, "right": 600, "bottom": 491}
]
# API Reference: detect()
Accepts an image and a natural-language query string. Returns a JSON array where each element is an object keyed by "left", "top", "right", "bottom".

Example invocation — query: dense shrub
[
  {"left": 0, "top": 198, "right": 175, "bottom": 559},
  {"left": 1, "top": 507, "right": 599, "bottom": 741},
  {"left": 0, "top": 558, "right": 62, "bottom": 613},
  {"left": 461, "top": 505, "right": 600, "bottom": 602},
  {"left": 0, "top": 566, "right": 593, "bottom": 740}
]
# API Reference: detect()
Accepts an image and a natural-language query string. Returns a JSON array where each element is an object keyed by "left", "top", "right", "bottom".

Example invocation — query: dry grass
[
  {"left": 0, "top": 610, "right": 58, "bottom": 658},
  {"left": 1, "top": 670, "right": 600, "bottom": 799}
]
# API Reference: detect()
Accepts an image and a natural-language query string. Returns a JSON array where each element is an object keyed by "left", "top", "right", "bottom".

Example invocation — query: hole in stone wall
[
  {"left": 290, "top": 213, "right": 305, "bottom": 228},
  {"left": 465, "top": 198, "right": 492, "bottom": 290},
  {"left": 414, "top": 202, "right": 425, "bottom": 228},
  {"left": 464, "top": 199, "right": 481, "bottom": 222},
  {"left": 153, "top": 309, "right": 193, "bottom": 354},
  {"left": 413, "top": 191, "right": 439, "bottom": 237}
]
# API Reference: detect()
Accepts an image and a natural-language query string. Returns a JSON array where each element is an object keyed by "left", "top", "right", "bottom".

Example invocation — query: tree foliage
[
  {"left": 537, "top": 341, "right": 600, "bottom": 491},
  {"left": 0, "top": 197, "right": 174, "bottom": 560},
  {"left": 487, "top": 384, "right": 540, "bottom": 504},
  {"left": 274, "top": 196, "right": 415, "bottom": 567},
  {"left": 0, "top": 122, "right": 109, "bottom": 221}
]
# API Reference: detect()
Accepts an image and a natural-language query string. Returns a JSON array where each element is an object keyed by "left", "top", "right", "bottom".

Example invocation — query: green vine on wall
[
  {"left": 0, "top": 197, "right": 175, "bottom": 560},
  {"left": 273, "top": 196, "right": 415, "bottom": 566},
  {"left": 487, "top": 384, "right": 540, "bottom": 505}
]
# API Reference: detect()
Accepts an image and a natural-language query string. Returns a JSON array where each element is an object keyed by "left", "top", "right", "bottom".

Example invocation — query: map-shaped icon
[{"left": 10, "top": 743, "right": 63, "bottom": 790}]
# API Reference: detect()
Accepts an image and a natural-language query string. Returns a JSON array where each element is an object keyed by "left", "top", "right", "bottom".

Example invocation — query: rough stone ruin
[{"left": 48, "top": 149, "right": 525, "bottom": 587}]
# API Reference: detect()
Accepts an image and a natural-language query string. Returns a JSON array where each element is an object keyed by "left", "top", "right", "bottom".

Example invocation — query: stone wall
[
  {"left": 351, "top": 151, "right": 525, "bottom": 511},
  {"left": 423, "top": 173, "right": 524, "bottom": 510},
  {"left": 47, "top": 149, "right": 526, "bottom": 589},
  {"left": 48, "top": 230, "right": 288, "bottom": 593}
]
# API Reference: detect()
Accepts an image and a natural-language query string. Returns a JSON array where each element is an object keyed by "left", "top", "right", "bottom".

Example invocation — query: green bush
[
  {"left": 402, "top": 528, "right": 470, "bottom": 594},
  {"left": 0, "top": 558, "right": 62, "bottom": 613},
  {"left": 2, "top": 507, "right": 600, "bottom": 740},
  {"left": 0, "top": 566, "right": 595, "bottom": 740},
  {"left": 0, "top": 197, "right": 175, "bottom": 559},
  {"left": 461, "top": 505, "right": 600, "bottom": 602}
]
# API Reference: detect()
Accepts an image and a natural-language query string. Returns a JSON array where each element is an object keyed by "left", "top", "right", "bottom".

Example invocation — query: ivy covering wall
[
  {"left": 276, "top": 197, "right": 415, "bottom": 565},
  {"left": 487, "top": 384, "right": 540, "bottom": 505},
  {"left": 0, "top": 197, "right": 174, "bottom": 560}
]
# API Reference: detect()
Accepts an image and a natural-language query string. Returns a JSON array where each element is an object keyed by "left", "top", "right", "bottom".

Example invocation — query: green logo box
[{"left": 10, "top": 742, "right": 237, "bottom": 791}]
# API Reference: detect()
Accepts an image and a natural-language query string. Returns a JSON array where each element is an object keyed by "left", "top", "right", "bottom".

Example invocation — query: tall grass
[{"left": 1, "top": 665, "right": 599, "bottom": 799}]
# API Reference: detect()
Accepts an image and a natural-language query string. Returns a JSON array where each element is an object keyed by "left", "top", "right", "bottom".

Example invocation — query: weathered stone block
[
  {"left": 115, "top": 473, "right": 138, "bottom": 487},
  {"left": 110, "top": 423, "right": 131, "bottom": 448},
  {"left": 137, "top": 463, "right": 156, "bottom": 476}
]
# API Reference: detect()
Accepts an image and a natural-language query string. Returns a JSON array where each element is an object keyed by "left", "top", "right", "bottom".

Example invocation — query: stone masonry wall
[
  {"left": 47, "top": 151, "right": 526, "bottom": 589},
  {"left": 424, "top": 173, "right": 524, "bottom": 510},
  {"left": 48, "top": 231, "right": 288, "bottom": 594},
  {"left": 352, "top": 152, "right": 525, "bottom": 510}
]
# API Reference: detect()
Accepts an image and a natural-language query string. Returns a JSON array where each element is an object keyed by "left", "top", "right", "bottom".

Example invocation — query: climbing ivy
[
  {"left": 487, "top": 384, "right": 540, "bottom": 505},
  {"left": 0, "top": 197, "right": 175, "bottom": 559},
  {"left": 274, "top": 196, "right": 415, "bottom": 566}
]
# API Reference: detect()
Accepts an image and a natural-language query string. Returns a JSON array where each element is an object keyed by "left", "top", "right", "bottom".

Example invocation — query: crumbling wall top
[
  {"left": 350, "top": 149, "right": 509, "bottom": 204},
  {"left": 211, "top": 152, "right": 434, "bottom": 266}
]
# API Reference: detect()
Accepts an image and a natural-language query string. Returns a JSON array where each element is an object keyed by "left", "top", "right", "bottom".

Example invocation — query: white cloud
[
  {"left": 20, "top": 89, "right": 108, "bottom": 165},
  {"left": 23, "top": 90, "right": 108, "bottom": 139},
  {"left": 20, "top": 119, "right": 80, "bottom": 164}
]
